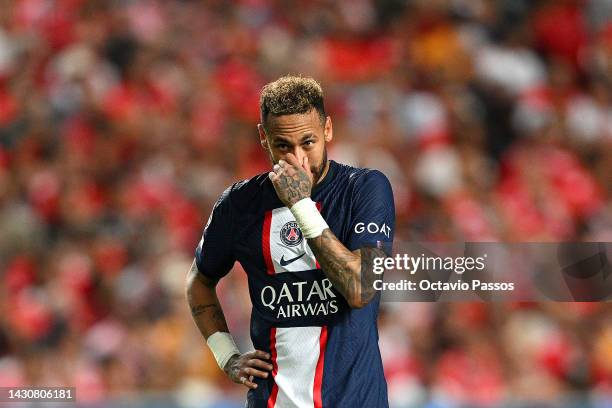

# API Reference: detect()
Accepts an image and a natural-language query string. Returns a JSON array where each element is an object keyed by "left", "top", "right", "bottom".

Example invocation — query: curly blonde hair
[{"left": 259, "top": 75, "right": 326, "bottom": 127}]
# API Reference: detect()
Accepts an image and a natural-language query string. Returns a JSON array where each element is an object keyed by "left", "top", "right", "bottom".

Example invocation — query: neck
[{"left": 314, "top": 160, "right": 330, "bottom": 186}]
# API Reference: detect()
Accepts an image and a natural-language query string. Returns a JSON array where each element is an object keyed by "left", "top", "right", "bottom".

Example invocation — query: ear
[
  {"left": 324, "top": 116, "right": 333, "bottom": 143},
  {"left": 258, "top": 124, "right": 269, "bottom": 149}
]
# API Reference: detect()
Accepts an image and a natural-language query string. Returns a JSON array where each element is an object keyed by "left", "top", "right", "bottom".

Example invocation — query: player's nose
[{"left": 293, "top": 148, "right": 306, "bottom": 166}]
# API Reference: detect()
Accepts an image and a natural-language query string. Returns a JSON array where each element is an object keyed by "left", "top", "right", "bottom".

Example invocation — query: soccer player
[{"left": 186, "top": 76, "right": 395, "bottom": 408}]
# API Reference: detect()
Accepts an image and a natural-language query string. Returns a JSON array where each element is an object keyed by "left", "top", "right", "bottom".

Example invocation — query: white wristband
[
  {"left": 290, "top": 198, "right": 329, "bottom": 239},
  {"left": 207, "top": 332, "right": 240, "bottom": 370}
]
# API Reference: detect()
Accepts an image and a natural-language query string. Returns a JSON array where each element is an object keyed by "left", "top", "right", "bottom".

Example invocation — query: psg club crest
[{"left": 280, "top": 221, "right": 303, "bottom": 247}]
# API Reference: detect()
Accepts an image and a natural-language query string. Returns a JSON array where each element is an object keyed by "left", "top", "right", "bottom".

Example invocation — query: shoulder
[
  {"left": 332, "top": 161, "right": 392, "bottom": 191},
  {"left": 214, "top": 172, "right": 271, "bottom": 211}
]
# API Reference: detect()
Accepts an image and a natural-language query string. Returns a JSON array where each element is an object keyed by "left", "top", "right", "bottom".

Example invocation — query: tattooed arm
[
  {"left": 269, "top": 154, "right": 388, "bottom": 308},
  {"left": 308, "top": 232, "right": 387, "bottom": 308},
  {"left": 186, "top": 259, "right": 272, "bottom": 389},
  {"left": 186, "top": 259, "right": 230, "bottom": 337}
]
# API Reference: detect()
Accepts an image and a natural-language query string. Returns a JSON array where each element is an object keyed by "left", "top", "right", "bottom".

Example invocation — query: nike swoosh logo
[{"left": 279, "top": 253, "right": 306, "bottom": 266}]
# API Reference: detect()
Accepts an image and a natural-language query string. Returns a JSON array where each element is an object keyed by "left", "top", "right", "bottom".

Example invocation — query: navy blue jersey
[{"left": 195, "top": 160, "right": 395, "bottom": 408}]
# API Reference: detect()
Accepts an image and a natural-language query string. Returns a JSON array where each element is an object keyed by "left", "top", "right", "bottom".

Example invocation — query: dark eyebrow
[
  {"left": 301, "top": 133, "right": 316, "bottom": 141},
  {"left": 271, "top": 133, "right": 317, "bottom": 144},
  {"left": 272, "top": 136, "right": 291, "bottom": 144}
]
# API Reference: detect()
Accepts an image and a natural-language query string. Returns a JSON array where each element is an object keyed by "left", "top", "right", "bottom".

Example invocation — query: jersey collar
[{"left": 311, "top": 160, "right": 336, "bottom": 196}]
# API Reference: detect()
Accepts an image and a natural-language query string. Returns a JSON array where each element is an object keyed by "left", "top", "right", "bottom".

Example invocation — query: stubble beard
[{"left": 312, "top": 148, "right": 328, "bottom": 186}]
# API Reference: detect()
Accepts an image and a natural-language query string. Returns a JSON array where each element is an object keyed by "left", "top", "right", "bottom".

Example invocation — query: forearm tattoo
[
  {"left": 187, "top": 263, "right": 229, "bottom": 334},
  {"left": 309, "top": 229, "right": 360, "bottom": 303},
  {"left": 191, "top": 303, "right": 215, "bottom": 317},
  {"left": 308, "top": 230, "right": 387, "bottom": 306},
  {"left": 359, "top": 247, "right": 388, "bottom": 302}
]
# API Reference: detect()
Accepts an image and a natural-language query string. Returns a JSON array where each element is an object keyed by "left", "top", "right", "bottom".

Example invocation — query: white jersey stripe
[{"left": 272, "top": 326, "right": 322, "bottom": 408}]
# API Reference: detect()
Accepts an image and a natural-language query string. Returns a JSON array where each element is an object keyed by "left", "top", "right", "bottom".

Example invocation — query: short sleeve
[
  {"left": 346, "top": 170, "right": 395, "bottom": 256},
  {"left": 194, "top": 186, "right": 236, "bottom": 280}
]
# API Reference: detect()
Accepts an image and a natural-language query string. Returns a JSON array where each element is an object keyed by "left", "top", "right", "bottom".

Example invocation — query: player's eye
[
  {"left": 276, "top": 144, "right": 289, "bottom": 151},
  {"left": 303, "top": 140, "right": 314, "bottom": 147}
]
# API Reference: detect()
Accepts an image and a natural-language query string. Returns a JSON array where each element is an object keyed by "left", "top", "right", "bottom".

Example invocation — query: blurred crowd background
[{"left": 0, "top": 0, "right": 611, "bottom": 407}]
